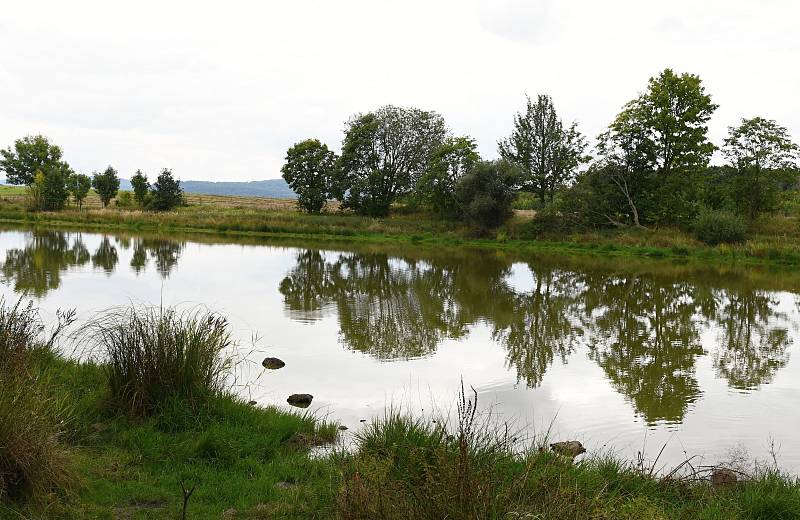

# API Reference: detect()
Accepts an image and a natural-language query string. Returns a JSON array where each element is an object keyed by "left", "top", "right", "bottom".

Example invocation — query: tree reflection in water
[
  {"left": 279, "top": 248, "right": 796, "bottom": 424},
  {"left": 1, "top": 230, "right": 185, "bottom": 296}
]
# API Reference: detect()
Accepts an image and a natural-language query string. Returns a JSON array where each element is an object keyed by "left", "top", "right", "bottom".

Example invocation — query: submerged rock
[
  {"left": 550, "top": 441, "right": 586, "bottom": 458},
  {"left": 262, "top": 357, "right": 286, "bottom": 370},
  {"left": 287, "top": 393, "right": 313, "bottom": 408},
  {"left": 711, "top": 468, "right": 738, "bottom": 487}
]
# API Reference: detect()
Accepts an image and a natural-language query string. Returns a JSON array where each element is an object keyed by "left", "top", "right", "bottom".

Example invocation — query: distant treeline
[
  {"left": 282, "top": 68, "right": 799, "bottom": 241},
  {"left": 0, "top": 141, "right": 183, "bottom": 212}
]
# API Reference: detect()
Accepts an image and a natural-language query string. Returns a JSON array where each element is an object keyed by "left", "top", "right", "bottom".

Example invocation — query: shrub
[
  {"left": 454, "top": 160, "right": 519, "bottom": 230},
  {"left": 114, "top": 191, "right": 134, "bottom": 208},
  {"left": 694, "top": 209, "right": 748, "bottom": 245},
  {"left": 87, "top": 306, "right": 233, "bottom": 415}
]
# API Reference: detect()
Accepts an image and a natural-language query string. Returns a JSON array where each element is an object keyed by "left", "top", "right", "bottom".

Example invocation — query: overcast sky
[{"left": 1, "top": 0, "right": 798, "bottom": 181}]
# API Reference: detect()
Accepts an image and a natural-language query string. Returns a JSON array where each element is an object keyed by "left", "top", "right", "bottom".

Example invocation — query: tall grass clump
[
  {"left": 0, "top": 298, "right": 74, "bottom": 501},
  {"left": 336, "top": 385, "right": 554, "bottom": 519},
  {"left": 87, "top": 305, "right": 234, "bottom": 416}
]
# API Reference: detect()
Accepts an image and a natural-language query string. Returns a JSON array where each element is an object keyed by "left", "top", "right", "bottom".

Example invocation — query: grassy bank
[
  {"left": 9, "top": 355, "right": 800, "bottom": 519},
  {"left": 3, "top": 302, "right": 800, "bottom": 519},
  {"left": 2, "top": 193, "right": 800, "bottom": 267}
]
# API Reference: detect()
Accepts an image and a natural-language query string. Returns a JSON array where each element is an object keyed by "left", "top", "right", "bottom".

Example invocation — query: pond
[{"left": 2, "top": 225, "right": 799, "bottom": 472}]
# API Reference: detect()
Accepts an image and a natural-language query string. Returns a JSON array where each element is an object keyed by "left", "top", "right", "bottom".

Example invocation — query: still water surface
[{"left": 2, "top": 226, "right": 799, "bottom": 471}]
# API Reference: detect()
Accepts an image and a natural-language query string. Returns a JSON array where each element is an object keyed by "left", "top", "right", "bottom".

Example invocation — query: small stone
[
  {"left": 221, "top": 508, "right": 237, "bottom": 519},
  {"left": 550, "top": 441, "right": 586, "bottom": 458},
  {"left": 359, "top": 419, "right": 366, "bottom": 423},
  {"left": 711, "top": 468, "right": 738, "bottom": 487},
  {"left": 262, "top": 357, "right": 286, "bottom": 370},
  {"left": 275, "top": 481, "right": 295, "bottom": 490},
  {"left": 286, "top": 394, "right": 313, "bottom": 408},
  {"left": 338, "top": 425, "right": 348, "bottom": 431},
  {"left": 247, "top": 400, "right": 257, "bottom": 406}
]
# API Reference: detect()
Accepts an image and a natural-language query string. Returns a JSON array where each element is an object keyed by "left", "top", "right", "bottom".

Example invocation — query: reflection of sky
[{"left": 1, "top": 228, "right": 799, "bottom": 474}]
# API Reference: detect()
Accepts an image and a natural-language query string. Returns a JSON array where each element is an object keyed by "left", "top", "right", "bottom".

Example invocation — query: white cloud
[{"left": 0, "top": 0, "right": 798, "bottom": 181}]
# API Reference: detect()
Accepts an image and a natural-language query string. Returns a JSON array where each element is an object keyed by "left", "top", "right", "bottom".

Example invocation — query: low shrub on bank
[
  {"left": 87, "top": 305, "right": 234, "bottom": 416},
  {"left": 0, "top": 298, "right": 74, "bottom": 501},
  {"left": 694, "top": 209, "right": 748, "bottom": 245}
]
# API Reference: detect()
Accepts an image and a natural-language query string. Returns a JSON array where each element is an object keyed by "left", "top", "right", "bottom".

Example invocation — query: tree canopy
[
  {"left": 150, "top": 168, "right": 183, "bottom": 211},
  {"left": 131, "top": 170, "right": 150, "bottom": 207},
  {"left": 92, "top": 166, "right": 120, "bottom": 208},
  {"left": 281, "top": 139, "right": 337, "bottom": 213},
  {"left": 499, "top": 94, "right": 588, "bottom": 204},
  {"left": 337, "top": 105, "right": 447, "bottom": 216},
  {"left": 723, "top": 117, "right": 799, "bottom": 219},
  {"left": 0, "top": 135, "right": 65, "bottom": 186}
]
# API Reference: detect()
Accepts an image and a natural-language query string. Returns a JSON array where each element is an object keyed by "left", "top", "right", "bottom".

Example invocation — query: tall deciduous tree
[
  {"left": 498, "top": 94, "right": 588, "bottom": 204},
  {"left": 92, "top": 166, "right": 120, "bottom": 208},
  {"left": 150, "top": 168, "right": 183, "bottom": 211},
  {"left": 67, "top": 173, "right": 92, "bottom": 209},
  {"left": 130, "top": 169, "right": 150, "bottom": 207},
  {"left": 723, "top": 117, "right": 799, "bottom": 220},
  {"left": 597, "top": 69, "right": 718, "bottom": 225},
  {"left": 0, "top": 135, "right": 64, "bottom": 186},
  {"left": 337, "top": 105, "right": 447, "bottom": 216},
  {"left": 418, "top": 136, "right": 480, "bottom": 218},
  {"left": 281, "top": 139, "right": 337, "bottom": 213}
]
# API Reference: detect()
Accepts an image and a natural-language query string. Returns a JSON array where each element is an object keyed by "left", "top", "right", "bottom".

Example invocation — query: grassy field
[{"left": 2, "top": 187, "right": 800, "bottom": 266}]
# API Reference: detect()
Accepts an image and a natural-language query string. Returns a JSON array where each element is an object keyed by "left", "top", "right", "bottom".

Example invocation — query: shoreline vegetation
[
  {"left": 2, "top": 193, "right": 800, "bottom": 268},
  {"left": 1, "top": 301, "right": 799, "bottom": 519}
]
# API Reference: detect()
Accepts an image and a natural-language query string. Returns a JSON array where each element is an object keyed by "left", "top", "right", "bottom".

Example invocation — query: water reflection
[
  {"left": 0, "top": 229, "right": 795, "bottom": 428},
  {"left": 711, "top": 290, "right": 792, "bottom": 390},
  {"left": 0, "top": 229, "right": 186, "bottom": 295},
  {"left": 0, "top": 231, "right": 91, "bottom": 297},
  {"left": 280, "top": 248, "right": 795, "bottom": 424}
]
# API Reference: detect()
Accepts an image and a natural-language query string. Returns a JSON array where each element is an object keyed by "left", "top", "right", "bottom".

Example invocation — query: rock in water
[
  {"left": 262, "top": 357, "right": 286, "bottom": 370},
  {"left": 550, "top": 441, "right": 587, "bottom": 458},
  {"left": 711, "top": 468, "right": 738, "bottom": 487},
  {"left": 287, "top": 393, "right": 313, "bottom": 408}
]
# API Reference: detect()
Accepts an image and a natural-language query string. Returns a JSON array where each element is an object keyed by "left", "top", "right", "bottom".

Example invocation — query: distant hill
[
  {"left": 174, "top": 179, "right": 296, "bottom": 199},
  {"left": 3, "top": 176, "right": 297, "bottom": 199}
]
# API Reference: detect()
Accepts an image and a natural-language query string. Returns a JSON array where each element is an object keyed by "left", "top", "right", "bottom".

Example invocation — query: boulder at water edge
[{"left": 287, "top": 394, "right": 313, "bottom": 408}]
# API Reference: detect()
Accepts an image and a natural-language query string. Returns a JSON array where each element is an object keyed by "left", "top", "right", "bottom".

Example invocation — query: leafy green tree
[
  {"left": 595, "top": 69, "right": 718, "bottom": 226},
  {"left": 37, "top": 163, "right": 71, "bottom": 211},
  {"left": 130, "top": 169, "right": 150, "bottom": 207},
  {"left": 722, "top": 117, "right": 799, "bottom": 220},
  {"left": 418, "top": 136, "right": 480, "bottom": 218},
  {"left": 499, "top": 94, "right": 588, "bottom": 204},
  {"left": 67, "top": 173, "right": 92, "bottom": 209},
  {"left": 150, "top": 168, "right": 183, "bottom": 211},
  {"left": 0, "top": 135, "right": 64, "bottom": 186},
  {"left": 92, "top": 166, "right": 120, "bottom": 208},
  {"left": 337, "top": 105, "right": 447, "bottom": 216},
  {"left": 281, "top": 139, "right": 337, "bottom": 213},
  {"left": 454, "top": 160, "right": 519, "bottom": 229}
]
